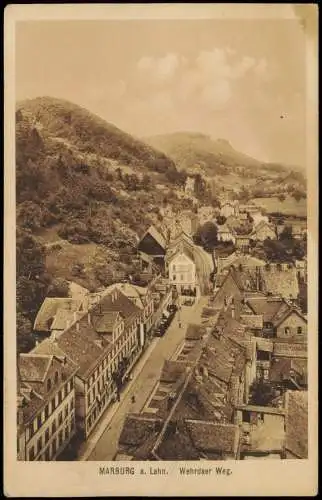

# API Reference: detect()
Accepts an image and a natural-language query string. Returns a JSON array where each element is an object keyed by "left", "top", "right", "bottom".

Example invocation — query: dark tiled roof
[
  {"left": 186, "top": 420, "right": 240, "bottom": 454},
  {"left": 273, "top": 341, "right": 307, "bottom": 359},
  {"left": 91, "top": 311, "right": 121, "bottom": 333},
  {"left": 185, "top": 323, "right": 206, "bottom": 340},
  {"left": 285, "top": 391, "right": 308, "bottom": 458},
  {"left": 160, "top": 360, "right": 188, "bottom": 383},
  {"left": 246, "top": 297, "right": 288, "bottom": 323},
  {"left": 118, "top": 414, "right": 162, "bottom": 447},
  {"left": 270, "top": 358, "right": 307, "bottom": 383},
  {"left": 19, "top": 354, "right": 51, "bottom": 382}
]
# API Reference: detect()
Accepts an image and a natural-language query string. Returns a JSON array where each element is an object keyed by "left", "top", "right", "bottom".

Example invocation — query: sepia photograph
[{"left": 4, "top": 3, "right": 318, "bottom": 497}]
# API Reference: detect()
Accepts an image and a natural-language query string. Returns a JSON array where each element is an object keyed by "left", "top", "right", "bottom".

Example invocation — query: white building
[{"left": 167, "top": 246, "right": 200, "bottom": 302}]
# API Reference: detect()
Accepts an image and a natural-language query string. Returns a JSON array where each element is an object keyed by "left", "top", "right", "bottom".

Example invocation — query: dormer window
[
  {"left": 47, "top": 378, "right": 52, "bottom": 392},
  {"left": 284, "top": 327, "right": 290, "bottom": 335},
  {"left": 297, "top": 327, "right": 303, "bottom": 335},
  {"left": 54, "top": 371, "right": 59, "bottom": 384}
]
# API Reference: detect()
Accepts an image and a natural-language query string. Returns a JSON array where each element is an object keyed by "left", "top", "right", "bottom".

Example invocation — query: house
[
  {"left": 270, "top": 358, "right": 307, "bottom": 391},
  {"left": 235, "top": 235, "right": 251, "bottom": 251},
  {"left": 220, "top": 200, "right": 239, "bottom": 218},
  {"left": 102, "top": 283, "right": 155, "bottom": 335},
  {"left": 17, "top": 348, "right": 78, "bottom": 461},
  {"left": 167, "top": 246, "right": 199, "bottom": 300},
  {"left": 284, "top": 390, "right": 308, "bottom": 458},
  {"left": 45, "top": 287, "right": 143, "bottom": 439},
  {"left": 137, "top": 225, "right": 167, "bottom": 268},
  {"left": 250, "top": 220, "right": 276, "bottom": 241},
  {"left": 33, "top": 298, "right": 84, "bottom": 339},
  {"left": 217, "top": 224, "right": 236, "bottom": 244},
  {"left": 274, "top": 307, "right": 307, "bottom": 340}
]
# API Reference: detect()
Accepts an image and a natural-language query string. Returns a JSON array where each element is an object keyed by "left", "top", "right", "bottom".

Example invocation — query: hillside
[
  {"left": 15, "top": 97, "right": 192, "bottom": 351},
  {"left": 144, "top": 131, "right": 305, "bottom": 179}
]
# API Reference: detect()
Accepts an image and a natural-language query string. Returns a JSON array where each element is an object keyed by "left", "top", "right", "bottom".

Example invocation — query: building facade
[{"left": 17, "top": 350, "right": 77, "bottom": 461}]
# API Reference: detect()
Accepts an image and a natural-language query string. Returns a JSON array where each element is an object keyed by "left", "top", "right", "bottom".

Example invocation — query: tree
[
  {"left": 278, "top": 193, "right": 286, "bottom": 202},
  {"left": 216, "top": 215, "right": 227, "bottom": 226},
  {"left": 47, "top": 278, "right": 70, "bottom": 298},
  {"left": 194, "top": 222, "right": 218, "bottom": 250},
  {"left": 17, "top": 312, "right": 34, "bottom": 353},
  {"left": 279, "top": 225, "right": 293, "bottom": 241}
]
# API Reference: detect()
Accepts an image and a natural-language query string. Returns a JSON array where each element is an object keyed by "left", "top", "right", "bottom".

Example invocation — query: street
[{"left": 84, "top": 296, "right": 207, "bottom": 461}]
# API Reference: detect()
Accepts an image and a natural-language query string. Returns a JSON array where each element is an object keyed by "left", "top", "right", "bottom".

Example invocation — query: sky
[{"left": 15, "top": 15, "right": 309, "bottom": 167}]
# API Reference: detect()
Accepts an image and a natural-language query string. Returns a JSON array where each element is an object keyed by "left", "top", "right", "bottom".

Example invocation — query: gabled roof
[
  {"left": 251, "top": 220, "right": 275, "bottom": 235},
  {"left": 160, "top": 360, "right": 188, "bottom": 383},
  {"left": 34, "top": 297, "right": 83, "bottom": 332},
  {"left": 270, "top": 358, "right": 307, "bottom": 383},
  {"left": 19, "top": 354, "right": 52, "bottom": 383},
  {"left": 142, "top": 225, "right": 166, "bottom": 250},
  {"left": 273, "top": 307, "right": 307, "bottom": 328}
]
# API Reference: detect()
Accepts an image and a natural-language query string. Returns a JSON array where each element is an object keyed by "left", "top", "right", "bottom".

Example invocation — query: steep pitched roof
[
  {"left": 160, "top": 360, "right": 188, "bottom": 383},
  {"left": 19, "top": 354, "right": 52, "bottom": 383},
  {"left": 143, "top": 225, "right": 166, "bottom": 250},
  {"left": 246, "top": 297, "right": 288, "bottom": 323},
  {"left": 34, "top": 298, "right": 82, "bottom": 332},
  {"left": 186, "top": 420, "right": 240, "bottom": 454},
  {"left": 91, "top": 311, "right": 121, "bottom": 333},
  {"left": 185, "top": 323, "right": 207, "bottom": 340}
]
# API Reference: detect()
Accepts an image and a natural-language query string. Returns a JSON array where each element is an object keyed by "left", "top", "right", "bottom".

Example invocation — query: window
[
  {"left": 58, "top": 412, "right": 63, "bottom": 426},
  {"left": 45, "top": 447, "right": 50, "bottom": 461},
  {"left": 64, "top": 405, "right": 69, "bottom": 419},
  {"left": 54, "top": 371, "right": 59, "bottom": 384},
  {"left": 58, "top": 390, "right": 62, "bottom": 405},
  {"left": 52, "top": 398, "right": 56, "bottom": 411},
  {"left": 29, "top": 423, "right": 34, "bottom": 438},
  {"left": 52, "top": 420, "right": 56, "bottom": 434},
  {"left": 173, "top": 274, "right": 176, "bottom": 281},
  {"left": 44, "top": 405, "right": 49, "bottom": 419},
  {"left": 37, "top": 414, "right": 42, "bottom": 429},
  {"left": 37, "top": 437, "right": 42, "bottom": 454},
  {"left": 180, "top": 274, "right": 184, "bottom": 281},
  {"left": 45, "top": 428, "right": 49, "bottom": 444},
  {"left": 297, "top": 326, "right": 303, "bottom": 335},
  {"left": 47, "top": 378, "right": 52, "bottom": 392},
  {"left": 284, "top": 327, "right": 290, "bottom": 335},
  {"left": 58, "top": 430, "right": 63, "bottom": 447},
  {"left": 29, "top": 446, "right": 35, "bottom": 461}
]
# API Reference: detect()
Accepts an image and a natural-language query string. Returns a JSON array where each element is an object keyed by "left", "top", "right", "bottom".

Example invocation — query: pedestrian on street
[{"left": 131, "top": 395, "right": 136, "bottom": 404}]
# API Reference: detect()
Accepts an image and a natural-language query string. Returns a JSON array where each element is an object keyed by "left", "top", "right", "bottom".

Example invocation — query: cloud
[{"left": 137, "top": 53, "right": 180, "bottom": 81}]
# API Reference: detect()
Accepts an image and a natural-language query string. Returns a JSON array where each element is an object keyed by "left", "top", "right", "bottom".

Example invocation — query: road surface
[{"left": 84, "top": 297, "right": 207, "bottom": 461}]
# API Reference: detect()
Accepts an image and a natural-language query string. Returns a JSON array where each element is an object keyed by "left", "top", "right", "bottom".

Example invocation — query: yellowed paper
[{"left": 4, "top": 3, "right": 318, "bottom": 497}]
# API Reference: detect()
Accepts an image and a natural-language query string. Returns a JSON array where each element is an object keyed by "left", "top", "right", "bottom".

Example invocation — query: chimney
[{"left": 231, "top": 306, "right": 235, "bottom": 319}]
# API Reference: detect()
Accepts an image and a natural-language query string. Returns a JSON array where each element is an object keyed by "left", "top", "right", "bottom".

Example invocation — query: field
[{"left": 253, "top": 196, "right": 307, "bottom": 216}]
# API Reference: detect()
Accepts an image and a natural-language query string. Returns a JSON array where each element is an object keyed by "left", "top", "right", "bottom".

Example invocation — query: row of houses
[
  {"left": 114, "top": 293, "right": 307, "bottom": 460},
  {"left": 113, "top": 244, "right": 308, "bottom": 461},
  {"left": 17, "top": 279, "right": 174, "bottom": 461}
]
